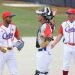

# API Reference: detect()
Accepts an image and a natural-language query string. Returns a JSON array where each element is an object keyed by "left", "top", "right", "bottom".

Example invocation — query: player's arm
[
  {"left": 52, "top": 34, "right": 62, "bottom": 47},
  {"left": 14, "top": 27, "right": 24, "bottom": 51},
  {"left": 51, "top": 25, "right": 63, "bottom": 48},
  {"left": 40, "top": 24, "right": 53, "bottom": 48},
  {"left": 14, "top": 27, "right": 22, "bottom": 40}
]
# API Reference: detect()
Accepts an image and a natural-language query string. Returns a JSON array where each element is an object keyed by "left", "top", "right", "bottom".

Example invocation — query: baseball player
[
  {"left": 0, "top": 11, "right": 24, "bottom": 75},
  {"left": 35, "top": 7, "right": 56, "bottom": 75},
  {"left": 51, "top": 8, "right": 75, "bottom": 75}
]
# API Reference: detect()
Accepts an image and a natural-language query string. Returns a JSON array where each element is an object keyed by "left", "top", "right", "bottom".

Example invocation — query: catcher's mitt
[
  {"left": 14, "top": 40, "right": 24, "bottom": 51},
  {"left": 40, "top": 37, "right": 54, "bottom": 48}
]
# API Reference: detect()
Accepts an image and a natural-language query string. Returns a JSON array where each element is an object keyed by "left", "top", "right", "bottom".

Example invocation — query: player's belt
[
  {"left": 65, "top": 43, "right": 75, "bottom": 46},
  {"left": 38, "top": 47, "right": 46, "bottom": 51}
]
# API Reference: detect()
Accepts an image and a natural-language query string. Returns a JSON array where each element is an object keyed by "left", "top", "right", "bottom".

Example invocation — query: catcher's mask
[{"left": 35, "top": 7, "right": 53, "bottom": 22}]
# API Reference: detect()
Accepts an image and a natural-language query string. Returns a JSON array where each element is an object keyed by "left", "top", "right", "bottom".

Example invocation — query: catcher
[
  {"left": 0, "top": 11, "right": 24, "bottom": 75},
  {"left": 35, "top": 7, "right": 56, "bottom": 75}
]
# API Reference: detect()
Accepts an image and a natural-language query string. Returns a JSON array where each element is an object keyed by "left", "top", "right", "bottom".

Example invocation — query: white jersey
[
  {"left": 59, "top": 20, "right": 75, "bottom": 43},
  {"left": 38, "top": 23, "right": 52, "bottom": 46},
  {"left": 0, "top": 24, "right": 19, "bottom": 47}
]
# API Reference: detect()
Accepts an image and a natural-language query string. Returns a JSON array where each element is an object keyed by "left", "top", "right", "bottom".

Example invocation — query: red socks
[{"left": 63, "top": 70, "right": 68, "bottom": 75}]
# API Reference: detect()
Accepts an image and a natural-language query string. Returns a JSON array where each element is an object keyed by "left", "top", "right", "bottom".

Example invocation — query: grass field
[{"left": 0, "top": 1, "right": 69, "bottom": 36}]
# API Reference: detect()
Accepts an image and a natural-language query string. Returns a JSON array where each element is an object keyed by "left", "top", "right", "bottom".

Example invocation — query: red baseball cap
[
  {"left": 66, "top": 8, "right": 75, "bottom": 14},
  {"left": 2, "top": 11, "right": 16, "bottom": 19}
]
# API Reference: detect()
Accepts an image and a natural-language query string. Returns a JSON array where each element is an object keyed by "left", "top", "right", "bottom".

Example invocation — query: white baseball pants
[
  {"left": 63, "top": 44, "right": 75, "bottom": 71},
  {"left": 0, "top": 50, "right": 19, "bottom": 75},
  {"left": 36, "top": 44, "right": 52, "bottom": 75}
]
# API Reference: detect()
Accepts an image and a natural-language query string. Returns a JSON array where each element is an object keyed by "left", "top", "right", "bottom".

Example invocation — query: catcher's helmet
[{"left": 36, "top": 7, "right": 53, "bottom": 20}]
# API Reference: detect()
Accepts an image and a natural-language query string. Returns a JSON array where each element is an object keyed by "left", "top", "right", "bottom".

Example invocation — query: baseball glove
[
  {"left": 14, "top": 40, "right": 24, "bottom": 51},
  {"left": 40, "top": 37, "right": 54, "bottom": 48}
]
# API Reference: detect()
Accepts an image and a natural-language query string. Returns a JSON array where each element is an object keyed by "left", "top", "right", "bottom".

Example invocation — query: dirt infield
[{"left": 3, "top": 37, "right": 75, "bottom": 75}]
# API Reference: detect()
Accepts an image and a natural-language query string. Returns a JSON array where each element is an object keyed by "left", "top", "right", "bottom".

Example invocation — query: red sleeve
[
  {"left": 15, "top": 28, "right": 20, "bottom": 38},
  {"left": 44, "top": 24, "right": 52, "bottom": 37},
  {"left": 0, "top": 23, "right": 2, "bottom": 26},
  {"left": 58, "top": 25, "right": 63, "bottom": 35}
]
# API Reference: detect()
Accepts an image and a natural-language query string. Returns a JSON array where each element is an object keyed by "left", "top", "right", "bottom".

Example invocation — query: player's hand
[
  {"left": 51, "top": 43, "right": 55, "bottom": 49},
  {"left": 52, "top": 8, "right": 57, "bottom": 16},
  {"left": 0, "top": 47, "right": 12, "bottom": 53},
  {"left": 0, "top": 47, "right": 8, "bottom": 53}
]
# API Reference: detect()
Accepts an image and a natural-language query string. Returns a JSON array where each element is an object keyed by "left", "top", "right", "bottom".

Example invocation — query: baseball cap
[
  {"left": 2, "top": 11, "right": 16, "bottom": 19},
  {"left": 65, "top": 8, "right": 75, "bottom": 14}
]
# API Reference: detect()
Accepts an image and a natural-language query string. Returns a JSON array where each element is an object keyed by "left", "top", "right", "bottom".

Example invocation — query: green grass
[
  {"left": 0, "top": 3, "right": 69, "bottom": 36},
  {"left": 54, "top": 14, "right": 67, "bottom": 35}
]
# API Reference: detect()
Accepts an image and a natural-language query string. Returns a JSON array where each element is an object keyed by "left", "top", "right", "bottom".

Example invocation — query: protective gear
[
  {"left": 36, "top": 39, "right": 50, "bottom": 48},
  {"left": 40, "top": 40, "right": 49, "bottom": 48},
  {"left": 40, "top": 37, "right": 53, "bottom": 48},
  {"left": 36, "top": 34, "right": 53, "bottom": 48},
  {"left": 36, "top": 38, "right": 40, "bottom": 48},
  {"left": 34, "top": 70, "right": 48, "bottom": 75},
  {"left": 35, "top": 7, "right": 54, "bottom": 21},
  {"left": 14, "top": 40, "right": 24, "bottom": 51}
]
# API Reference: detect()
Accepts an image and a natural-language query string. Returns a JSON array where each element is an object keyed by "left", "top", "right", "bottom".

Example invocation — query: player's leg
[
  {"left": 0, "top": 52, "right": 6, "bottom": 75},
  {"left": 72, "top": 46, "right": 75, "bottom": 63},
  {"left": 34, "top": 48, "right": 51, "bottom": 75},
  {"left": 63, "top": 45, "right": 72, "bottom": 75},
  {"left": 6, "top": 51, "right": 19, "bottom": 75}
]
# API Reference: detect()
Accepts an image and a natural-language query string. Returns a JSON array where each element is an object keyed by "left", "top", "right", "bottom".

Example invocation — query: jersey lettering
[
  {"left": 65, "top": 27, "right": 75, "bottom": 33},
  {"left": 2, "top": 33, "right": 13, "bottom": 39}
]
